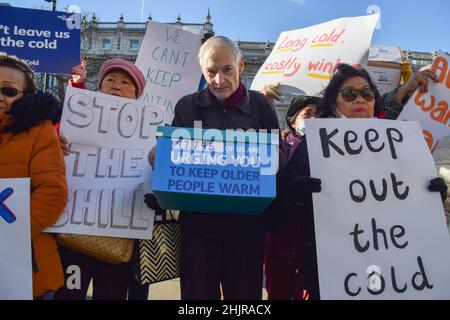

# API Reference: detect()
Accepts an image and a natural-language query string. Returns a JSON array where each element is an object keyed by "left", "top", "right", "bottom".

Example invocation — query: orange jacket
[{"left": 0, "top": 92, "right": 67, "bottom": 298}]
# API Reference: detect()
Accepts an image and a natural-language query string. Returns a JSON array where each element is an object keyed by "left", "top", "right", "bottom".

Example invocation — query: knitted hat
[
  {"left": 98, "top": 58, "right": 145, "bottom": 98},
  {"left": 286, "top": 95, "right": 321, "bottom": 129}
]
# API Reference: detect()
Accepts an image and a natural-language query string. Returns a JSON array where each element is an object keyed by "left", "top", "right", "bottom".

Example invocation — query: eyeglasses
[
  {"left": 0, "top": 87, "right": 23, "bottom": 97},
  {"left": 339, "top": 87, "right": 375, "bottom": 102}
]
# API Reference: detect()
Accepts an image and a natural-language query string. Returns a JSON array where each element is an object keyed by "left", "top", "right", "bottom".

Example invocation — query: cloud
[{"left": 290, "top": 0, "right": 307, "bottom": 5}]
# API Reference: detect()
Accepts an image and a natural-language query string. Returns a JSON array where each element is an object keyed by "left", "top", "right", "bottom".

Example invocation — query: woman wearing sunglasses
[
  {"left": 268, "top": 63, "right": 447, "bottom": 300},
  {"left": 0, "top": 52, "right": 68, "bottom": 299}
]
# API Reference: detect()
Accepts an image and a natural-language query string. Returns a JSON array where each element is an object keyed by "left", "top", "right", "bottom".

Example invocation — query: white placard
[
  {"left": 0, "top": 178, "right": 32, "bottom": 300},
  {"left": 366, "top": 66, "right": 401, "bottom": 95},
  {"left": 46, "top": 87, "right": 164, "bottom": 239},
  {"left": 369, "top": 45, "right": 403, "bottom": 63},
  {"left": 250, "top": 14, "right": 379, "bottom": 95},
  {"left": 135, "top": 21, "right": 203, "bottom": 125},
  {"left": 306, "top": 119, "right": 450, "bottom": 299},
  {"left": 398, "top": 50, "right": 450, "bottom": 150}
]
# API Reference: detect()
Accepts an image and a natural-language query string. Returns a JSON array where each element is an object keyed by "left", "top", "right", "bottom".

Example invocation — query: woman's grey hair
[{"left": 198, "top": 35, "right": 242, "bottom": 64}]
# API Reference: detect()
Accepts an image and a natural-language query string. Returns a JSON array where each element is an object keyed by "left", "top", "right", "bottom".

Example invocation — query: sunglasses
[
  {"left": 0, "top": 87, "right": 23, "bottom": 97},
  {"left": 339, "top": 87, "right": 375, "bottom": 102}
]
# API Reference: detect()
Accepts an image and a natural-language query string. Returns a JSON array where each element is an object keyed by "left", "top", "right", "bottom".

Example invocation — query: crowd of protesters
[{"left": 0, "top": 27, "right": 447, "bottom": 300}]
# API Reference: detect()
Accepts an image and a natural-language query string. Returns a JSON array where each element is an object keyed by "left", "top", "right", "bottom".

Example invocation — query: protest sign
[
  {"left": 152, "top": 126, "right": 278, "bottom": 214},
  {"left": 0, "top": 6, "right": 80, "bottom": 74},
  {"left": 250, "top": 14, "right": 379, "bottom": 95},
  {"left": 398, "top": 50, "right": 450, "bottom": 150},
  {"left": 46, "top": 87, "right": 164, "bottom": 239},
  {"left": 367, "top": 45, "right": 403, "bottom": 95},
  {"left": 135, "top": 21, "right": 203, "bottom": 125},
  {"left": 306, "top": 119, "right": 450, "bottom": 299},
  {"left": 0, "top": 178, "right": 32, "bottom": 300}
]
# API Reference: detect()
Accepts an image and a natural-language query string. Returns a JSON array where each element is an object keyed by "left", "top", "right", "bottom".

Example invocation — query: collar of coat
[
  {"left": 197, "top": 85, "right": 252, "bottom": 116},
  {"left": 0, "top": 91, "right": 62, "bottom": 136}
]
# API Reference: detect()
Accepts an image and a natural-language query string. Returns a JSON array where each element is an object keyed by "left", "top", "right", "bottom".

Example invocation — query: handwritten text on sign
[
  {"left": 46, "top": 87, "right": 165, "bottom": 239},
  {"left": 250, "top": 14, "right": 378, "bottom": 95},
  {"left": 135, "top": 21, "right": 203, "bottom": 125},
  {"left": 306, "top": 119, "right": 450, "bottom": 299},
  {"left": 398, "top": 50, "right": 450, "bottom": 150}
]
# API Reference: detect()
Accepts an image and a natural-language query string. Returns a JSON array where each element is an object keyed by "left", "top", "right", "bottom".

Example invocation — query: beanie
[{"left": 98, "top": 58, "right": 145, "bottom": 98}]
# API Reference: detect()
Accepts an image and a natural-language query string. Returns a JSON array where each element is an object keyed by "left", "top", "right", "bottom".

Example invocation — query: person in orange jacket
[
  {"left": 55, "top": 58, "right": 149, "bottom": 300},
  {"left": 0, "top": 52, "right": 68, "bottom": 299}
]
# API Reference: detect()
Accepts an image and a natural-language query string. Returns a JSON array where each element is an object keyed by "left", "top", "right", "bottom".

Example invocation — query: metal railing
[{"left": 90, "top": 21, "right": 207, "bottom": 31}]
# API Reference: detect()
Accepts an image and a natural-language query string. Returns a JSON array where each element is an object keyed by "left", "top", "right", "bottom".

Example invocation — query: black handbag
[{"left": 139, "top": 210, "right": 181, "bottom": 284}]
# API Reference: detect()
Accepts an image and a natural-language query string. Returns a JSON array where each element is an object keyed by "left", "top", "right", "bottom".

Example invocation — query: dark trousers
[
  {"left": 180, "top": 226, "right": 265, "bottom": 300},
  {"left": 264, "top": 254, "right": 302, "bottom": 300},
  {"left": 264, "top": 253, "right": 320, "bottom": 300},
  {"left": 54, "top": 246, "right": 129, "bottom": 300}
]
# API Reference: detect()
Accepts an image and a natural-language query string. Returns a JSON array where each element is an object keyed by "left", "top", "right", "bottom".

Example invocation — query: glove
[
  {"left": 286, "top": 176, "right": 321, "bottom": 207},
  {"left": 290, "top": 176, "right": 322, "bottom": 193},
  {"left": 144, "top": 193, "right": 164, "bottom": 212},
  {"left": 428, "top": 177, "right": 448, "bottom": 202}
]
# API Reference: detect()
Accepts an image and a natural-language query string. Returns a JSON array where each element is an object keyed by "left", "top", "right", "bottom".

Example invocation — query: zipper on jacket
[
  {"left": 31, "top": 241, "right": 39, "bottom": 273},
  {"left": 221, "top": 109, "right": 227, "bottom": 129}
]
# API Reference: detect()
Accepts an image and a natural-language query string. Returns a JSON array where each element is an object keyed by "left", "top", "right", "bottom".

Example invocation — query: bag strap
[{"left": 155, "top": 210, "right": 178, "bottom": 223}]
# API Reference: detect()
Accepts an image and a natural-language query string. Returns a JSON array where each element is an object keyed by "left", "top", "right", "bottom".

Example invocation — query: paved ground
[{"left": 87, "top": 277, "right": 268, "bottom": 300}]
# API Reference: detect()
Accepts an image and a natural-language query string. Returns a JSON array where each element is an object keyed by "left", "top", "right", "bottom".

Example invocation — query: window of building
[
  {"left": 101, "top": 39, "right": 111, "bottom": 50},
  {"left": 130, "top": 39, "right": 140, "bottom": 50}
]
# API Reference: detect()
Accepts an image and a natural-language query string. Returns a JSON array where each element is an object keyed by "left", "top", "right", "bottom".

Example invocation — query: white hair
[{"left": 198, "top": 35, "right": 242, "bottom": 65}]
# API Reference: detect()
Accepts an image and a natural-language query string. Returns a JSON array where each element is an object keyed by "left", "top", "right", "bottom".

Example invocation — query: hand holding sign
[
  {"left": 428, "top": 177, "right": 448, "bottom": 202},
  {"left": 396, "top": 66, "right": 438, "bottom": 101},
  {"left": 286, "top": 176, "right": 321, "bottom": 207},
  {"left": 71, "top": 58, "right": 86, "bottom": 84}
]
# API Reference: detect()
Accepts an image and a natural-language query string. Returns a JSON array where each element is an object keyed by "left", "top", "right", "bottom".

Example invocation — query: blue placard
[
  {"left": 152, "top": 126, "right": 279, "bottom": 214},
  {"left": 0, "top": 6, "right": 80, "bottom": 74}
]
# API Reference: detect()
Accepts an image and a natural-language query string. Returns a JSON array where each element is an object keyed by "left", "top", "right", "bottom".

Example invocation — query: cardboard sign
[
  {"left": 367, "top": 45, "right": 403, "bottom": 95},
  {"left": 46, "top": 87, "right": 165, "bottom": 239},
  {"left": 0, "top": 178, "right": 32, "bottom": 300},
  {"left": 135, "top": 21, "right": 203, "bottom": 125},
  {"left": 398, "top": 50, "right": 450, "bottom": 150},
  {"left": 152, "top": 126, "right": 278, "bottom": 214},
  {"left": 250, "top": 14, "right": 379, "bottom": 95},
  {"left": 368, "top": 45, "right": 403, "bottom": 64},
  {"left": 306, "top": 119, "right": 450, "bottom": 299},
  {"left": 0, "top": 6, "right": 80, "bottom": 74},
  {"left": 366, "top": 65, "right": 401, "bottom": 95}
]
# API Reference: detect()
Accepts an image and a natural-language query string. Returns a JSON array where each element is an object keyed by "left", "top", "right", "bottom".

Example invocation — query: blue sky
[{"left": 13, "top": 0, "right": 450, "bottom": 52}]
